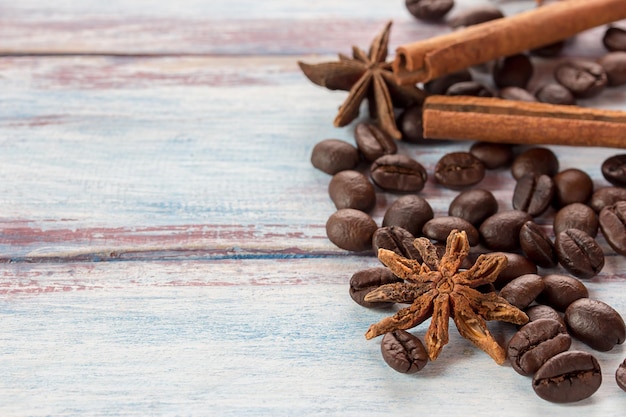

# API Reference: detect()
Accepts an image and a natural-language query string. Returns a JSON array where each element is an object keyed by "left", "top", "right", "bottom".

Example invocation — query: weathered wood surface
[{"left": 0, "top": 0, "right": 625, "bottom": 415}]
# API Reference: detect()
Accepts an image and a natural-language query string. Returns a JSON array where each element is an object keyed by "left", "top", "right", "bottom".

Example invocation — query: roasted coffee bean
[
  {"left": 311, "top": 139, "right": 360, "bottom": 175},
  {"left": 445, "top": 81, "right": 493, "bottom": 97},
  {"left": 381, "top": 330, "right": 428, "bottom": 374},
  {"left": 530, "top": 40, "right": 566, "bottom": 58},
  {"left": 507, "top": 319, "right": 571, "bottom": 376},
  {"left": 424, "top": 69, "right": 472, "bottom": 95},
  {"left": 382, "top": 195, "right": 433, "bottom": 237},
  {"left": 328, "top": 170, "right": 376, "bottom": 212},
  {"left": 597, "top": 52, "right": 626, "bottom": 86},
  {"left": 525, "top": 304, "right": 564, "bottom": 327},
  {"left": 373, "top": 226, "right": 422, "bottom": 261},
  {"left": 493, "top": 54, "right": 533, "bottom": 89},
  {"left": 601, "top": 154, "right": 626, "bottom": 187},
  {"left": 538, "top": 274, "right": 589, "bottom": 312},
  {"left": 512, "top": 174, "right": 554, "bottom": 217},
  {"left": 617, "top": 359, "right": 626, "bottom": 392},
  {"left": 535, "top": 83, "right": 576, "bottom": 105},
  {"left": 565, "top": 298, "right": 626, "bottom": 352},
  {"left": 491, "top": 252, "right": 538, "bottom": 288},
  {"left": 405, "top": 0, "right": 454, "bottom": 21},
  {"left": 552, "top": 168, "right": 593, "bottom": 208},
  {"left": 354, "top": 122, "right": 397, "bottom": 162},
  {"left": 349, "top": 267, "right": 404, "bottom": 308},
  {"left": 447, "top": 5, "right": 504, "bottom": 28},
  {"left": 554, "top": 60, "right": 607, "bottom": 98},
  {"left": 555, "top": 229, "right": 604, "bottom": 279},
  {"left": 326, "top": 209, "right": 377, "bottom": 252},
  {"left": 590, "top": 186, "right": 626, "bottom": 212},
  {"left": 553, "top": 203, "right": 598, "bottom": 237},
  {"left": 532, "top": 351, "right": 602, "bottom": 403},
  {"left": 397, "top": 105, "right": 424, "bottom": 143},
  {"left": 511, "top": 147, "right": 559, "bottom": 180},
  {"left": 479, "top": 210, "right": 532, "bottom": 251},
  {"left": 422, "top": 216, "right": 479, "bottom": 246},
  {"left": 599, "top": 201, "right": 626, "bottom": 255},
  {"left": 434, "top": 152, "right": 485, "bottom": 189},
  {"left": 603, "top": 26, "right": 626, "bottom": 52},
  {"left": 448, "top": 188, "right": 498, "bottom": 227},
  {"left": 519, "top": 221, "right": 558, "bottom": 268},
  {"left": 469, "top": 142, "right": 514, "bottom": 169},
  {"left": 498, "top": 86, "right": 537, "bottom": 102},
  {"left": 370, "top": 154, "right": 428, "bottom": 192},
  {"left": 499, "top": 273, "right": 545, "bottom": 310}
]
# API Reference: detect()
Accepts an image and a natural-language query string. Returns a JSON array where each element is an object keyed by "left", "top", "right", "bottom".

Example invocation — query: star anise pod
[
  {"left": 297, "top": 21, "right": 426, "bottom": 139},
  {"left": 364, "top": 230, "right": 529, "bottom": 364}
]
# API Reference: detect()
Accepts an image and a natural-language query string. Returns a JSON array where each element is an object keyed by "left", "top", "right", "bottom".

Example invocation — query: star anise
[
  {"left": 364, "top": 230, "right": 529, "bottom": 364},
  {"left": 297, "top": 21, "right": 426, "bottom": 139}
]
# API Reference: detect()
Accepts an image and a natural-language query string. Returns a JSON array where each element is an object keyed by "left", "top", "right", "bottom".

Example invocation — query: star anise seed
[{"left": 364, "top": 230, "right": 529, "bottom": 364}]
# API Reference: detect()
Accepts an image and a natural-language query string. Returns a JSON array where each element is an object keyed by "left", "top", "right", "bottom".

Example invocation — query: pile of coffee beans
[{"left": 310, "top": 1, "right": 626, "bottom": 404}]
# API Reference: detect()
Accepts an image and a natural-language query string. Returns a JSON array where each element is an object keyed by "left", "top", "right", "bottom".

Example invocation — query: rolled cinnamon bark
[
  {"left": 393, "top": 0, "right": 626, "bottom": 85},
  {"left": 422, "top": 95, "right": 626, "bottom": 148}
]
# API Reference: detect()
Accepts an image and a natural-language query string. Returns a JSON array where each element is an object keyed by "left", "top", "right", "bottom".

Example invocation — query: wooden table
[{"left": 0, "top": 0, "right": 625, "bottom": 415}]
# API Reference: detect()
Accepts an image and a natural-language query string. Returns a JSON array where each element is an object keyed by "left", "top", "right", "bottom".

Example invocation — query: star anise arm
[
  {"left": 425, "top": 292, "right": 450, "bottom": 361},
  {"left": 368, "top": 21, "right": 392, "bottom": 63},
  {"left": 449, "top": 291, "right": 507, "bottom": 364},
  {"left": 364, "top": 282, "right": 434, "bottom": 304},
  {"left": 334, "top": 72, "right": 373, "bottom": 127},
  {"left": 454, "top": 253, "right": 508, "bottom": 288},
  {"left": 413, "top": 237, "right": 440, "bottom": 270},
  {"left": 297, "top": 60, "right": 366, "bottom": 91},
  {"left": 365, "top": 289, "right": 437, "bottom": 339},
  {"left": 380, "top": 70, "right": 427, "bottom": 108},
  {"left": 372, "top": 73, "right": 402, "bottom": 139},
  {"left": 439, "top": 230, "right": 470, "bottom": 276},
  {"left": 377, "top": 248, "right": 424, "bottom": 281},
  {"left": 455, "top": 285, "right": 529, "bottom": 325}
]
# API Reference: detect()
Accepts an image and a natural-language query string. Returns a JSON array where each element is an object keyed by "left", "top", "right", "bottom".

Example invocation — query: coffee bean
[
  {"left": 499, "top": 273, "right": 545, "bottom": 310},
  {"left": 354, "top": 122, "right": 397, "bottom": 162},
  {"left": 530, "top": 40, "right": 566, "bottom": 58},
  {"left": 512, "top": 174, "right": 554, "bottom": 217},
  {"left": 469, "top": 142, "right": 515, "bottom": 169},
  {"left": 532, "top": 351, "right": 602, "bottom": 403},
  {"left": 590, "top": 186, "right": 626, "bottom": 212},
  {"left": 525, "top": 304, "right": 564, "bottom": 327},
  {"left": 349, "top": 267, "right": 404, "bottom": 308},
  {"left": 519, "top": 221, "right": 558, "bottom": 268},
  {"left": 434, "top": 152, "right": 485, "bottom": 189},
  {"left": 370, "top": 154, "right": 428, "bottom": 192},
  {"left": 382, "top": 195, "right": 433, "bottom": 237},
  {"left": 424, "top": 69, "right": 472, "bottom": 95},
  {"left": 511, "top": 147, "right": 559, "bottom": 180},
  {"left": 601, "top": 154, "right": 626, "bottom": 187},
  {"left": 445, "top": 81, "right": 493, "bottom": 97},
  {"left": 565, "top": 298, "right": 626, "bottom": 352},
  {"left": 479, "top": 210, "right": 532, "bottom": 251},
  {"left": 447, "top": 5, "right": 504, "bottom": 28},
  {"left": 507, "top": 319, "right": 571, "bottom": 376},
  {"left": 597, "top": 52, "right": 626, "bottom": 86},
  {"left": 599, "top": 201, "right": 626, "bottom": 255},
  {"left": 555, "top": 229, "right": 604, "bottom": 279},
  {"left": 422, "top": 216, "right": 479, "bottom": 246},
  {"left": 405, "top": 0, "right": 454, "bottom": 21},
  {"left": 311, "top": 139, "right": 360, "bottom": 175},
  {"left": 554, "top": 59, "right": 608, "bottom": 98},
  {"left": 535, "top": 83, "right": 576, "bottom": 105},
  {"left": 373, "top": 226, "right": 422, "bottom": 261},
  {"left": 328, "top": 170, "right": 376, "bottom": 212},
  {"left": 552, "top": 168, "right": 593, "bottom": 208},
  {"left": 448, "top": 189, "right": 498, "bottom": 227},
  {"left": 603, "top": 26, "right": 626, "bottom": 52},
  {"left": 381, "top": 330, "right": 428, "bottom": 374},
  {"left": 553, "top": 203, "right": 598, "bottom": 237},
  {"left": 538, "top": 274, "right": 589, "bottom": 312},
  {"left": 617, "top": 359, "right": 626, "bottom": 392},
  {"left": 326, "top": 208, "right": 377, "bottom": 252},
  {"left": 493, "top": 54, "right": 533, "bottom": 89},
  {"left": 397, "top": 105, "right": 424, "bottom": 143},
  {"left": 492, "top": 252, "right": 538, "bottom": 288},
  {"left": 498, "top": 86, "right": 537, "bottom": 102}
]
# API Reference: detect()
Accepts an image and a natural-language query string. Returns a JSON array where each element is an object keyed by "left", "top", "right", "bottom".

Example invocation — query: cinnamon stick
[
  {"left": 422, "top": 95, "right": 626, "bottom": 148},
  {"left": 393, "top": 0, "right": 626, "bottom": 85}
]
